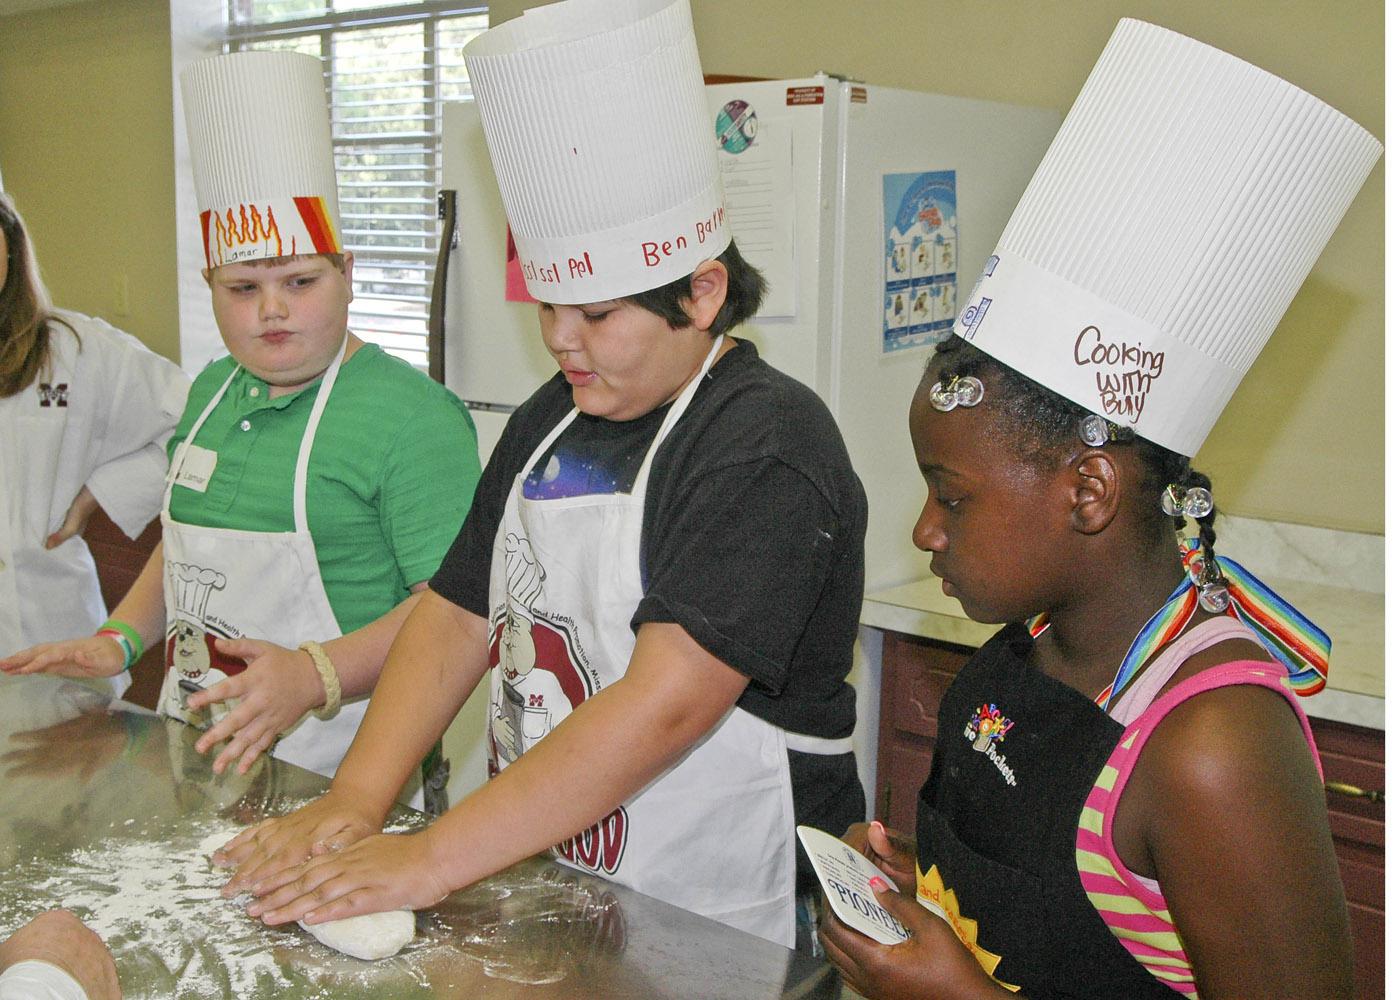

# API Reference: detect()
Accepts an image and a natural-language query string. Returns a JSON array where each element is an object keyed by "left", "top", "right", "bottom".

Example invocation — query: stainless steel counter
[{"left": 0, "top": 673, "right": 843, "bottom": 999}]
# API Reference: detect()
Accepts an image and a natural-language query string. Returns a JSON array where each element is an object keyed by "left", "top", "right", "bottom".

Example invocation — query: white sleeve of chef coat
[
  {"left": 0, "top": 961, "right": 89, "bottom": 1000},
  {"left": 61, "top": 311, "right": 191, "bottom": 539}
]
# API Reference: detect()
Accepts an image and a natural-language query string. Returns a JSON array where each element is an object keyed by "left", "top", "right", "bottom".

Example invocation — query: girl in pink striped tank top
[
  {"left": 817, "top": 20, "right": 1373, "bottom": 999},
  {"left": 820, "top": 335, "right": 1351, "bottom": 999}
]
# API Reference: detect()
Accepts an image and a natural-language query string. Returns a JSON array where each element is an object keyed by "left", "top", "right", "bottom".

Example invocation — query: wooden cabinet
[
  {"left": 1313, "top": 717, "right": 1385, "bottom": 1000},
  {"left": 84, "top": 508, "right": 163, "bottom": 710},
  {"left": 874, "top": 628, "right": 1385, "bottom": 998},
  {"left": 874, "top": 631, "right": 974, "bottom": 833}
]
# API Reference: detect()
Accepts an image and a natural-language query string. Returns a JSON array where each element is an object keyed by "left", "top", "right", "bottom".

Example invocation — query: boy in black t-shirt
[{"left": 212, "top": 0, "right": 866, "bottom": 952}]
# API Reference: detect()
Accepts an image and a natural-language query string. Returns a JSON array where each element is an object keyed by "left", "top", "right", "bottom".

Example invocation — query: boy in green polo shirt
[{"left": 1, "top": 51, "right": 480, "bottom": 809}]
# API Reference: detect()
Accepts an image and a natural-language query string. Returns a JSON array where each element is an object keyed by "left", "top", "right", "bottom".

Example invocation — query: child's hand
[
  {"left": 217, "top": 791, "right": 381, "bottom": 900},
  {"left": 246, "top": 830, "right": 450, "bottom": 927},
  {"left": 188, "top": 638, "right": 330, "bottom": 774},
  {"left": 819, "top": 880, "right": 1006, "bottom": 1000},
  {"left": 0, "top": 636, "right": 126, "bottom": 679},
  {"left": 44, "top": 485, "right": 100, "bottom": 549},
  {"left": 842, "top": 820, "right": 917, "bottom": 895}
]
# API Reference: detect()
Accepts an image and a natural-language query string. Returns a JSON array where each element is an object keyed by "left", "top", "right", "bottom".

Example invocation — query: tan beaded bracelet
[{"left": 298, "top": 640, "right": 342, "bottom": 720}]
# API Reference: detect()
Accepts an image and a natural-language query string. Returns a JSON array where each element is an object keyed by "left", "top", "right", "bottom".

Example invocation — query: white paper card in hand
[{"left": 797, "top": 825, "right": 915, "bottom": 945}]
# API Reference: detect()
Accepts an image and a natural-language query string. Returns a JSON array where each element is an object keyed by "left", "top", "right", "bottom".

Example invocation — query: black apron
[{"left": 917, "top": 624, "right": 1182, "bottom": 998}]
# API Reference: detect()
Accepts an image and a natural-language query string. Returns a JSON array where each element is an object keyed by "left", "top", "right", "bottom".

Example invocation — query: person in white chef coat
[
  {"left": 1, "top": 52, "right": 480, "bottom": 806},
  {"left": 0, "top": 910, "right": 119, "bottom": 1000},
  {"left": 0, "top": 190, "right": 189, "bottom": 697},
  {"left": 214, "top": 0, "right": 867, "bottom": 951}
]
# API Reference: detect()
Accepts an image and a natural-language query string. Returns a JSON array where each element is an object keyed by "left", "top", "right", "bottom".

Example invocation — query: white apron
[
  {"left": 157, "top": 342, "right": 377, "bottom": 784},
  {"left": 485, "top": 337, "right": 845, "bottom": 948}
]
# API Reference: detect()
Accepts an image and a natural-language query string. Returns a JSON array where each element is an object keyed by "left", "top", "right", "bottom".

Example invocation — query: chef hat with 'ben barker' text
[
  {"left": 463, "top": 0, "right": 731, "bottom": 304},
  {"left": 953, "top": 19, "right": 1381, "bottom": 457},
  {"left": 181, "top": 50, "right": 342, "bottom": 271}
]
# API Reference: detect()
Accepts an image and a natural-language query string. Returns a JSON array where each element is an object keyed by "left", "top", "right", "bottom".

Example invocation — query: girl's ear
[
  {"left": 1070, "top": 451, "right": 1122, "bottom": 535},
  {"left": 681, "top": 259, "right": 729, "bottom": 332}
]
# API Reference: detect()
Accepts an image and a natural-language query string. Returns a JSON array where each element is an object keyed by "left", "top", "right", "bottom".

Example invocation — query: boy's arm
[
  {"left": 231, "top": 618, "right": 749, "bottom": 921},
  {"left": 218, "top": 589, "right": 490, "bottom": 890},
  {"left": 1, "top": 544, "right": 166, "bottom": 677}
]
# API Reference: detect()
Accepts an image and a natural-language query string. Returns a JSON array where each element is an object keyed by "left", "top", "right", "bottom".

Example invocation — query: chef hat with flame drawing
[{"left": 181, "top": 50, "right": 342, "bottom": 271}]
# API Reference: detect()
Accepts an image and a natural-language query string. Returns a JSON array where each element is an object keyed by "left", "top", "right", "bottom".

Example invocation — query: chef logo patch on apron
[
  {"left": 963, "top": 703, "right": 1018, "bottom": 786},
  {"left": 163, "top": 559, "right": 247, "bottom": 727},
  {"left": 487, "top": 532, "right": 625, "bottom": 874}
]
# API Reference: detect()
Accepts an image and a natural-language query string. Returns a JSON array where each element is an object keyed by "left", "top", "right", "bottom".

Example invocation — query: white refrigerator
[{"left": 436, "top": 77, "right": 1059, "bottom": 809}]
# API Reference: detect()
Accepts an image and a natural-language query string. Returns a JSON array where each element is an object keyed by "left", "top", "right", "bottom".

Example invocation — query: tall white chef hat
[
  {"left": 181, "top": 50, "right": 342, "bottom": 271},
  {"left": 463, "top": 0, "right": 731, "bottom": 304},
  {"left": 953, "top": 19, "right": 1381, "bottom": 457}
]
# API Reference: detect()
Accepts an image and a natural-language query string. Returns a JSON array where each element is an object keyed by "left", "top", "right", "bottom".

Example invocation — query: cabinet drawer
[
  {"left": 883, "top": 634, "right": 974, "bottom": 740},
  {"left": 880, "top": 738, "right": 934, "bottom": 834},
  {"left": 1311, "top": 717, "right": 1384, "bottom": 850}
]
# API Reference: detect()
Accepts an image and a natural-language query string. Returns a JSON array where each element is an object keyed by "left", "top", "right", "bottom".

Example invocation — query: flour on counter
[{"left": 0, "top": 816, "right": 444, "bottom": 999}]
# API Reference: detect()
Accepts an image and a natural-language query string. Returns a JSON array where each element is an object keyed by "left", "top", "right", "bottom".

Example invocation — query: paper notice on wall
[
  {"left": 882, "top": 170, "right": 958, "bottom": 354},
  {"left": 715, "top": 103, "right": 797, "bottom": 318}
]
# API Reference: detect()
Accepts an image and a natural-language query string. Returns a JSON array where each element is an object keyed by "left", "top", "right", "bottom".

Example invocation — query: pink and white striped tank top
[{"left": 1075, "top": 617, "right": 1323, "bottom": 997}]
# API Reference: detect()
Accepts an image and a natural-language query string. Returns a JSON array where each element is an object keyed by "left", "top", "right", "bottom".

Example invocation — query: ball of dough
[{"left": 299, "top": 909, "right": 415, "bottom": 961}]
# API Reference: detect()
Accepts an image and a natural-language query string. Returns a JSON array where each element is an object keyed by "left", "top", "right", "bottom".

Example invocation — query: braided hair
[{"left": 924, "top": 335, "right": 1220, "bottom": 567}]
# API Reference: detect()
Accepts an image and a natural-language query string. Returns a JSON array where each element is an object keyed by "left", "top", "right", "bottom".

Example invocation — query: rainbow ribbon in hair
[
  {"left": 1028, "top": 539, "right": 1330, "bottom": 708},
  {"left": 1182, "top": 540, "right": 1331, "bottom": 696}
]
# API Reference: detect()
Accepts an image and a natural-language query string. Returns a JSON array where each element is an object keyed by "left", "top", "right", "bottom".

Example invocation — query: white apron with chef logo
[
  {"left": 157, "top": 341, "right": 378, "bottom": 784},
  {"left": 486, "top": 336, "right": 844, "bottom": 948}
]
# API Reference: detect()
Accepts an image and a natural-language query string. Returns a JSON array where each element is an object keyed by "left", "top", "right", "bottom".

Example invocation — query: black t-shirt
[{"left": 430, "top": 339, "right": 868, "bottom": 856}]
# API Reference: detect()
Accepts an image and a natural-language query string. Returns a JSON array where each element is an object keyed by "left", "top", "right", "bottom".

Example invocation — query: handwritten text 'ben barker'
[
  {"left": 518, "top": 207, "right": 726, "bottom": 286},
  {"left": 642, "top": 206, "right": 726, "bottom": 267},
  {"left": 1073, "top": 325, "right": 1165, "bottom": 424}
]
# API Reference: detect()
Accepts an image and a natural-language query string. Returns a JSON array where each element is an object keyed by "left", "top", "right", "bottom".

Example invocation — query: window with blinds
[{"left": 226, "top": 1, "right": 487, "bottom": 370}]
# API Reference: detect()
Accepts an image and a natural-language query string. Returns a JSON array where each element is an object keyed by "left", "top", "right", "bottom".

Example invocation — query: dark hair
[
  {"left": 0, "top": 193, "right": 74, "bottom": 399},
  {"left": 924, "top": 335, "right": 1218, "bottom": 564},
  {"left": 625, "top": 240, "right": 767, "bottom": 338}
]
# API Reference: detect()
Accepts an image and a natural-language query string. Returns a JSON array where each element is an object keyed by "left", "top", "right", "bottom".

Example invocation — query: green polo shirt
[{"left": 167, "top": 344, "right": 480, "bottom": 633}]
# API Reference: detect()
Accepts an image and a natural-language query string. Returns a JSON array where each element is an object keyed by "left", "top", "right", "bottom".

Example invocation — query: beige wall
[
  {"left": 0, "top": 0, "right": 179, "bottom": 362},
  {"left": 495, "top": 0, "right": 1385, "bottom": 534},
  {"left": 3, "top": 0, "right": 1383, "bottom": 531}
]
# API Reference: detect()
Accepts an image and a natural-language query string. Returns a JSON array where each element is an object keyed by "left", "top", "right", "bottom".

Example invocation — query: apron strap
[
  {"left": 163, "top": 338, "right": 350, "bottom": 536},
  {"left": 521, "top": 334, "right": 727, "bottom": 493},
  {"left": 633, "top": 334, "right": 725, "bottom": 496},
  {"left": 784, "top": 731, "right": 854, "bottom": 755},
  {"left": 292, "top": 337, "right": 349, "bottom": 533},
  {"left": 164, "top": 365, "right": 240, "bottom": 512}
]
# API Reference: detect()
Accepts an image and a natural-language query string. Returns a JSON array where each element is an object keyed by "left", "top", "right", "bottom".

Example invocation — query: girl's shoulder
[{"left": 1128, "top": 656, "right": 1320, "bottom": 838}]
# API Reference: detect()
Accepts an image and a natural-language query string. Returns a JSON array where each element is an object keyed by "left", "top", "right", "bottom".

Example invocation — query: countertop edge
[{"left": 859, "top": 597, "right": 1385, "bottom": 732}]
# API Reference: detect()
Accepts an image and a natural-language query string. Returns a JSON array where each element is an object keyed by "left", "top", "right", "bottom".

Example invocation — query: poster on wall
[{"left": 882, "top": 170, "right": 958, "bottom": 354}]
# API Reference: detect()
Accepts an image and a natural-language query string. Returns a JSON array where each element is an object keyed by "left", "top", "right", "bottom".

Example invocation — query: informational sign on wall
[
  {"left": 715, "top": 101, "right": 798, "bottom": 318},
  {"left": 882, "top": 170, "right": 958, "bottom": 354}
]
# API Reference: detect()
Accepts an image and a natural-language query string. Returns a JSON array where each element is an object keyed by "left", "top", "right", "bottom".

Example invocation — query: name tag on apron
[{"left": 173, "top": 443, "right": 218, "bottom": 493}]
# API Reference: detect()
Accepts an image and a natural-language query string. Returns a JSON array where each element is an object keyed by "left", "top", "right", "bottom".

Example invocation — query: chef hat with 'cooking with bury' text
[
  {"left": 181, "top": 50, "right": 342, "bottom": 271},
  {"left": 954, "top": 19, "right": 1381, "bottom": 457},
  {"left": 463, "top": 0, "right": 731, "bottom": 304}
]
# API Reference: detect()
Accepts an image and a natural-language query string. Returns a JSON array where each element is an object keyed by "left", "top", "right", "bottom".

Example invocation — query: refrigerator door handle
[{"left": 428, "top": 188, "right": 459, "bottom": 385}]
